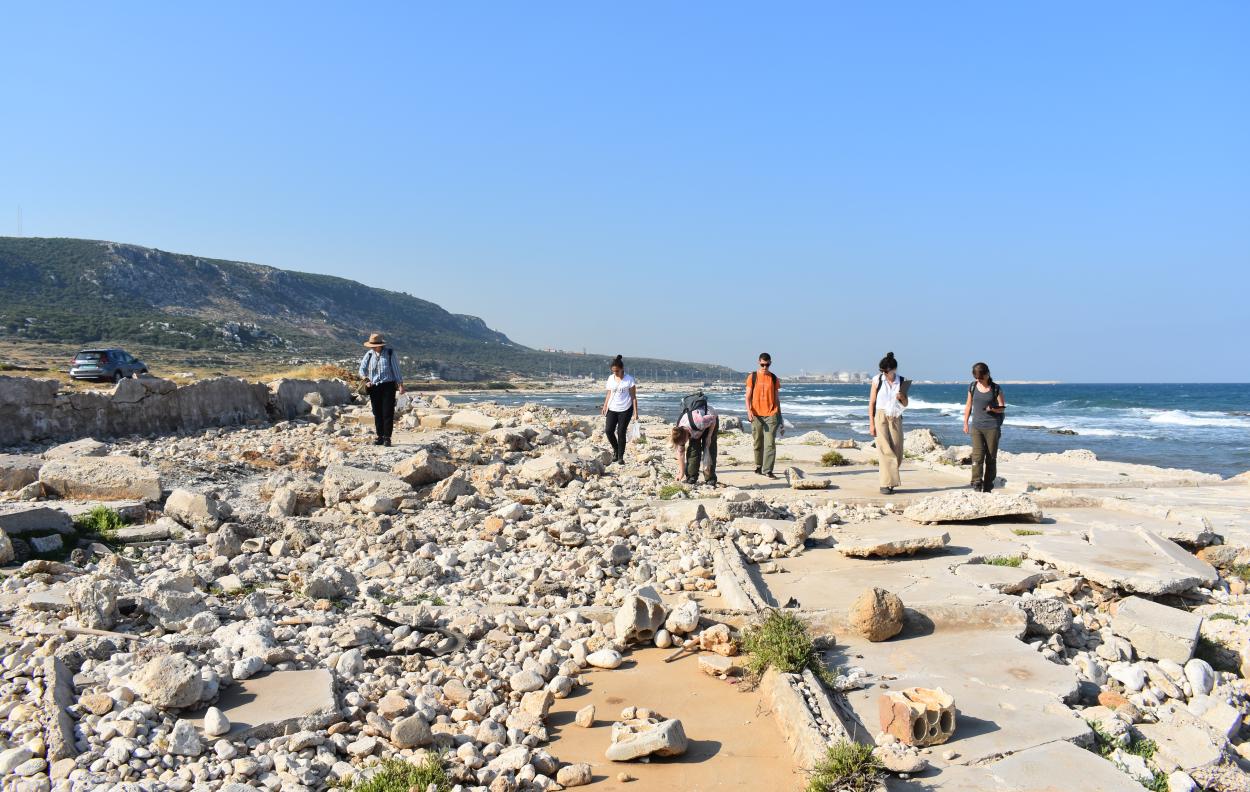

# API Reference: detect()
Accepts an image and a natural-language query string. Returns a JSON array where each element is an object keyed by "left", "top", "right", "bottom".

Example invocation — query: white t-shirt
[{"left": 605, "top": 374, "right": 636, "bottom": 412}]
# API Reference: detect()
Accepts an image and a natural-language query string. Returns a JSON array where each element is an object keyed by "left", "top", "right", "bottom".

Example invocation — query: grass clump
[
  {"left": 1012, "top": 528, "right": 1042, "bottom": 537},
  {"left": 658, "top": 484, "right": 687, "bottom": 500},
  {"left": 1230, "top": 563, "right": 1250, "bottom": 581},
  {"left": 807, "top": 740, "right": 883, "bottom": 792},
  {"left": 344, "top": 755, "right": 449, "bottom": 792},
  {"left": 820, "top": 450, "right": 851, "bottom": 467},
  {"left": 1207, "top": 612, "right": 1238, "bottom": 622},
  {"left": 983, "top": 555, "right": 1022, "bottom": 567},
  {"left": 73, "top": 506, "right": 126, "bottom": 544},
  {"left": 1087, "top": 720, "right": 1166, "bottom": 791},
  {"left": 742, "top": 609, "right": 834, "bottom": 686}
]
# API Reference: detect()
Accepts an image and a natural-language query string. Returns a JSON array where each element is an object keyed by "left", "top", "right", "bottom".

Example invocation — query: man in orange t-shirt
[{"left": 744, "top": 352, "right": 782, "bottom": 477}]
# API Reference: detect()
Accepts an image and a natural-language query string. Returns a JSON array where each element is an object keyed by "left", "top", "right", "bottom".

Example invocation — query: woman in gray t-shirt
[{"left": 962, "top": 362, "right": 1006, "bottom": 492}]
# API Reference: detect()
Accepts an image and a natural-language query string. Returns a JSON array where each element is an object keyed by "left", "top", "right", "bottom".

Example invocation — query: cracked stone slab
[
  {"left": 903, "top": 491, "right": 1042, "bottom": 524},
  {"left": 0, "top": 505, "right": 75, "bottom": 536},
  {"left": 1025, "top": 527, "right": 1216, "bottom": 595},
  {"left": 833, "top": 520, "right": 951, "bottom": 558},
  {"left": 954, "top": 564, "right": 1052, "bottom": 594},
  {"left": 186, "top": 669, "right": 338, "bottom": 741}
]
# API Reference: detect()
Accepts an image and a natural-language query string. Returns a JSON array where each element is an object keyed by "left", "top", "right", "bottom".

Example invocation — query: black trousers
[
  {"left": 604, "top": 409, "right": 632, "bottom": 460},
  {"left": 368, "top": 381, "right": 398, "bottom": 440}
]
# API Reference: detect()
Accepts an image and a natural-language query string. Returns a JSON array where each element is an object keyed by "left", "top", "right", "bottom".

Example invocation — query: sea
[{"left": 451, "top": 383, "right": 1250, "bottom": 478}]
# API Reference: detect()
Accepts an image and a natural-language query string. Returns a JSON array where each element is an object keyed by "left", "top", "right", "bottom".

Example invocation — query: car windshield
[{"left": 74, "top": 352, "right": 108, "bottom": 362}]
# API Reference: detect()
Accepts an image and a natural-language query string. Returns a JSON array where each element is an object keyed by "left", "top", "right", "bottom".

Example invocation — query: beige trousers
[{"left": 876, "top": 413, "right": 903, "bottom": 488}]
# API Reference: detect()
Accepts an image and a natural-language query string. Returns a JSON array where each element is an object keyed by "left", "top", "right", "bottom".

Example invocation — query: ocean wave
[
  {"left": 1147, "top": 410, "right": 1250, "bottom": 429},
  {"left": 906, "top": 400, "right": 966, "bottom": 412}
]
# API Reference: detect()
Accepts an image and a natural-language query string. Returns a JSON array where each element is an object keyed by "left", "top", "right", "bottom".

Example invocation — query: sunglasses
[{"left": 759, "top": 362, "right": 771, "bottom": 367}]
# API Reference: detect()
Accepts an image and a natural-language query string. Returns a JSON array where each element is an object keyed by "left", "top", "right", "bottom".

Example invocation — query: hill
[{"left": 0, "top": 237, "right": 741, "bottom": 381}]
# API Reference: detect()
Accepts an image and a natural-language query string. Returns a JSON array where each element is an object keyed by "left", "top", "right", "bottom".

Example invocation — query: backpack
[
  {"left": 969, "top": 381, "right": 1002, "bottom": 400},
  {"left": 747, "top": 371, "right": 778, "bottom": 400},
  {"left": 679, "top": 390, "right": 709, "bottom": 431}
]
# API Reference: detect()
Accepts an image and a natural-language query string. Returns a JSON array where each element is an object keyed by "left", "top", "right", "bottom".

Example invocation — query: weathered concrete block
[
  {"left": 39, "top": 457, "right": 162, "bottom": 501},
  {"left": 613, "top": 586, "right": 667, "bottom": 645},
  {"left": 391, "top": 449, "right": 456, "bottom": 486},
  {"left": 0, "top": 455, "right": 42, "bottom": 491},
  {"left": 1112, "top": 596, "right": 1201, "bottom": 664},
  {"left": 447, "top": 410, "right": 500, "bottom": 433},
  {"left": 0, "top": 505, "right": 74, "bottom": 537},
  {"left": 878, "top": 687, "right": 957, "bottom": 746}
]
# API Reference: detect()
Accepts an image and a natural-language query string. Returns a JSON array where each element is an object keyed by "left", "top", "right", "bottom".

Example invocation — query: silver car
[{"left": 69, "top": 348, "right": 149, "bottom": 382}]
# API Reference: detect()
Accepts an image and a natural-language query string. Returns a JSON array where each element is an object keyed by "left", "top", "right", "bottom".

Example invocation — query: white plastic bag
[{"left": 626, "top": 421, "right": 641, "bottom": 443}]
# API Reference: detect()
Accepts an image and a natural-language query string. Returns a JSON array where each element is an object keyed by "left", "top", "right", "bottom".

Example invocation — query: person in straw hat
[{"left": 358, "top": 333, "right": 405, "bottom": 446}]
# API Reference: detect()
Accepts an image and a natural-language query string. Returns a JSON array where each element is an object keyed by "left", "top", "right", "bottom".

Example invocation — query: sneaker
[
  {"left": 887, "top": 487, "right": 896, "bottom": 495},
  {"left": 970, "top": 481, "right": 983, "bottom": 492},
  {"left": 879, "top": 487, "right": 892, "bottom": 495},
  {"left": 754, "top": 467, "right": 762, "bottom": 475},
  {"left": 383, "top": 438, "right": 392, "bottom": 447},
  {"left": 373, "top": 438, "right": 384, "bottom": 446},
  {"left": 765, "top": 472, "right": 776, "bottom": 479}
]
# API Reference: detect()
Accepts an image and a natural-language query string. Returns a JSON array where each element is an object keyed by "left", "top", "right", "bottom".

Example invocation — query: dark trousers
[
  {"left": 605, "top": 409, "right": 632, "bottom": 461},
  {"left": 368, "top": 381, "right": 398, "bottom": 440},
  {"left": 684, "top": 429, "right": 719, "bottom": 483},
  {"left": 970, "top": 425, "right": 1001, "bottom": 488}
]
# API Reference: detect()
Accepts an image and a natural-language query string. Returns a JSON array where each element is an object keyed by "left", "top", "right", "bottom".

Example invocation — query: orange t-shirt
[{"left": 746, "top": 371, "right": 780, "bottom": 416}]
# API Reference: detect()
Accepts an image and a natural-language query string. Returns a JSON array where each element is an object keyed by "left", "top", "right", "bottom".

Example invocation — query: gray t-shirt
[{"left": 970, "top": 383, "right": 1003, "bottom": 429}]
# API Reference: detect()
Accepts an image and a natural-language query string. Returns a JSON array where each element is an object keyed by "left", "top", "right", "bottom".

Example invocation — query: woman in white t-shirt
[
  {"left": 867, "top": 351, "right": 909, "bottom": 495},
  {"left": 600, "top": 355, "right": 638, "bottom": 464}
]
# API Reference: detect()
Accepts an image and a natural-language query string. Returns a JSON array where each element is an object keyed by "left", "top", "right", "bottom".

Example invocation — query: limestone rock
[
  {"left": 587, "top": 649, "right": 623, "bottom": 669},
  {"left": 302, "top": 563, "right": 357, "bottom": 600},
  {"left": 391, "top": 715, "right": 433, "bottom": 748},
  {"left": 132, "top": 653, "right": 204, "bottom": 710},
  {"left": 447, "top": 409, "right": 501, "bottom": 433},
  {"left": 0, "top": 505, "right": 75, "bottom": 537},
  {"left": 664, "top": 599, "right": 700, "bottom": 635},
  {"left": 391, "top": 449, "right": 456, "bottom": 486},
  {"left": 835, "top": 523, "right": 951, "bottom": 558},
  {"left": 42, "top": 438, "right": 109, "bottom": 459},
  {"left": 1026, "top": 528, "right": 1216, "bottom": 596},
  {"left": 614, "top": 586, "right": 668, "bottom": 645},
  {"left": 903, "top": 491, "right": 1042, "bottom": 524},
  {"left": 169, "top": 719, "right": 204, "bottom": 756},
  {"left": 849, "top": 587, "right": 905, "bottom": 642},
  {"left": 204, "top": 707, "right": 231, "bottom": 737},
  {"left": 164, "top": 488, "right": 223, "bottom": 532},
  {"left": 1021, "top": 597, "right": 1074, "bottom": 637},
  {"left": 556, "top": 762, "right": 593, "bottom": 787},
  {"left": 575, "top": 705, "right": 595, "bottom": 728},
  {"left": 785, "top": 467, "right": 831, "bottom": 490},
  {"left": 606, "top": 716, "right": 688, "bottom": 761}
]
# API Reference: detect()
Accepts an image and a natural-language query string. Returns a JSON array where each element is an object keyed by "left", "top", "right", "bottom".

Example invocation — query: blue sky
[{"left": 1, "top": 2, "right": 1247, "bottom": 381}]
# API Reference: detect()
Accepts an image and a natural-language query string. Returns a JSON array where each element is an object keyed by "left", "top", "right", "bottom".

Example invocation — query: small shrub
[
  {"left": 742, "top": 610, "right": 833, "bottom": 686},
  {"left": 1230, "top": 563, "right": 1250, "bottom": 581},
  {"left": 807, "top": 740, "right": 883, "bottom": 792},
  {"left": 345, "top": 755, "right": 449, "bottom": 792},
  {"left": 74, "top": 506, "right": 126, "bottom": 543},
  {"left": 1012, "top": 528, "right": 1041, "bottom": 537},
  {"left": 820, "top": 450, "right": 851, "bottom": 467},
  {"left": 658, "top": 484, "right": 687, "bottom": 500},
  {"left": 1207, "top": 612, "right": 1238, "bottom": 622},
  {"left": 983, "top": 555, "right": 1022, "bottom": 567}
]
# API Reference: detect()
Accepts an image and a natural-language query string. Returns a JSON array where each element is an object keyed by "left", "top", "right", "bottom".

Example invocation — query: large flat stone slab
[
  {"left": 187, "top": 669, "right": 338, "bottom": 740},
  {"left": 999, "top": 451, "right": 1221, "bottom": 491},
  {"left": 904, "top": 491, "right": 1042, "bottom": 524},
  {"left": 1031, "top": 483, "right": 1250, "bottom": 547},
  {"left": 321, "top": 464, "right": 412, "bottom": 505},
  {"left": 1025, "top": 527, "right": 1216, "bottom": 595},
  {"left": 0, "top": 505, "right": 74, "bottom": 536},
  {"left": 833, "top": 519, "right": 951, "bottom": 558},
  {"left": 987, "top": 740, "right": 1144, "bottom": 791},
  {"left": 446, "top": 409, "right": 501, "bottom": 433},
  {"left": 954, "top": 564, "right": 1052, "bottom": 595}
]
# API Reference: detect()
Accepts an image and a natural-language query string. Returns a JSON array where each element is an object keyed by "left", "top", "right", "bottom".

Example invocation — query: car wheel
[
  {"left": 140, "top": 369, "right": 149, "bottom": 376},
  {"left": 112, "top": 371, "right": 124, "bottom": 383}
]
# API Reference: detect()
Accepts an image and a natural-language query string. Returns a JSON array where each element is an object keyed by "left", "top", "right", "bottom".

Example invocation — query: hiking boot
[
  {"left": 765, "top": 472, "right": 776, "bottom": 479},
  {"left": 383, "top": 438, "right": 392, "bottom": 447},
  {"left": 754, "top": 467, "right": 762, "bottom": 475},
  {"left": 879, "top": 487, "right": 892, "bottom": 495},
  {"left": 373, "top": 438, "right": 384, "bottom": 446},
  {"left": 970, "top": 481, "right": 983, "bottom": 492}
]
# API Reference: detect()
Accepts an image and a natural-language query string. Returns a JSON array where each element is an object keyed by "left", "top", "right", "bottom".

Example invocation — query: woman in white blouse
[
  {"left": 600, "top": 355, "right": 639, "bottom": 464},
  {"left": 868, "top": 351, "right": 909, "bottom": 495}
]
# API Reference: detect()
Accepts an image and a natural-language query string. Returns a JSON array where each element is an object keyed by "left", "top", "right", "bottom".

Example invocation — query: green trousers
[
  {"left": 752, "top": 414, "right": 780, "bottom": 474},
  {"left": 970, "top": 426, "right": 1001, "bottom": 487},
  {"left": 684, "top": 429, "right": 719, "bottom": 483}
]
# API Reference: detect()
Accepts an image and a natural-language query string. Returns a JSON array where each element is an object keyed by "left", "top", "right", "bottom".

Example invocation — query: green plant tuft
[
  {"left": 742, "top": 610, "right": 834, "bottom": 686},
  {"left": 1207, "top": 612, "right": 1237, "bottom": 622},
  {"left": 983, "top": 555, "right": 1022, "bottom": 567},
  {"left": 820, "top": 450, "right": 852, "bottom": 467},
  {"left": 73, "top": 506, "right": 126, "bottom": 542},
  {"left": 1230, "top": 563, "right": 1250, "bottom": 581},
  {"left": 807, "top": 740, "right": 883, "bottom": 792},
  {"left": 343, "top": 755, "right": 449, "bottom": 792},
  {"left": 658, "top": 484, "right": 687, "bottom": 500},
  {"left": 1012, "top": 528, "right": 1042, "bottom": 536}
]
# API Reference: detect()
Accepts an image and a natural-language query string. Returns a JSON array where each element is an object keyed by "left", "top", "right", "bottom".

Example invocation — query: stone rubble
[{"left": 0, "top": 381, "right": 1248, "bottom": 791}]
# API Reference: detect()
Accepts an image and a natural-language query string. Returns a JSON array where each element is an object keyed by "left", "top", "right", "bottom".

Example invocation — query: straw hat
[{"left": 363, "top": 333, "right": 387, "bottom": 348}]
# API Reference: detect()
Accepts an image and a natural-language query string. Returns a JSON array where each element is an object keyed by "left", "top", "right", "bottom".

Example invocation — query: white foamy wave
[
  {"left": 1147, "top": 410, "right": 1250, "bottom": 429},
  {"left": 782, "top": 403, "right": 864, "bottom": 417},
  {"left": 906, "top": 400, "right": 965, "bottom": 412}
]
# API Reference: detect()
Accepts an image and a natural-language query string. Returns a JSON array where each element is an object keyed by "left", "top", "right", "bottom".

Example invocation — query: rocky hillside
[{"left": 0, "top": 237, "right": 740, "bottom": 380}]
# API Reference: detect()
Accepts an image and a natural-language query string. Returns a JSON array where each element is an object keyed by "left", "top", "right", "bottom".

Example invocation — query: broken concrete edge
[
  {"left": 760, "top": 666, "right": 829, "bottom": 772},
  {"left": 712, "top": 537, "right": 771, "bottom": 612},
  {"left": 800, "top": 667, "right": 854, "bottom": 742}
]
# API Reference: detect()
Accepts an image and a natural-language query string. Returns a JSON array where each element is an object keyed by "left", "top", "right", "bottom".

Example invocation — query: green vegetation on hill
[{"left": 0, "top": 237, "right": 742, "bottom": 381}]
